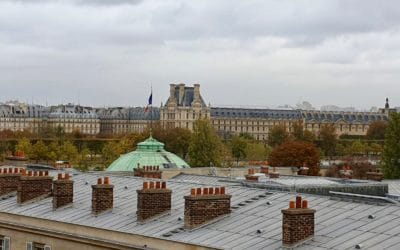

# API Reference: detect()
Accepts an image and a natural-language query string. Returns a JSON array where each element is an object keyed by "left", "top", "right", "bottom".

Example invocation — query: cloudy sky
[{"left": 0, "top": 0, "right": 399, "bottom": 110}]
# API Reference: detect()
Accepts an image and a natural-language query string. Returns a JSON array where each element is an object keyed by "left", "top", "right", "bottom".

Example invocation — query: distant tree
[
  {"left": 292, "top": 121, "right": 316, "bottom": 142},
  {"left": 319, "top": 124, "right": 337, "bottom": 157},
  {"left": 381, "top": 113, "right": 400, "bottom": 178},
  {"left": 269, "top": 140, "right": 320, "bottom": 175},
  {"left": 366, "top": 121, "right": 387, "bottom": 140},
  {"left": 47, "top": 141, "right": 61, "bottom": 162},
  {"left": 30, "top": 140, "right": 49, "bottom": 163},
  {"left": 245, "top": 142, "right": 271, "bottom": 161},
  {"left": 0, "top": 129, "right": 14, "bottom": 139},
  {"left": 348, "top": 140, "right": 366, "bottom": 156},
  {"left": 369, "top": 142, "right": 383, "bottom": 155},
  {"left": 230, "top": 135, "right": 248, "bottom": 165},
  {"left": 188, "top": 119, "right": 223, "bottom": 167},
  {"left": 15, "top": 138, "right": 32, "bottom": 157},
  {"left": 164, "top": 128, "right": 192, "bottom": 159},
  {"left": 268, "top": 125, "right": 289, "bottom": 147},
  {"left": 61, "top": 141, "right": 79, "bottom": 164},
  {"left": 102, "top": 141, "right": 123, "bottom": 167}
]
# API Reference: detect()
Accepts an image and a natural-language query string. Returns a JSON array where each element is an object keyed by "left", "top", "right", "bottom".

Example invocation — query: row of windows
[{"left": 0, "top": 236, "right": 51, "bottom": 250}]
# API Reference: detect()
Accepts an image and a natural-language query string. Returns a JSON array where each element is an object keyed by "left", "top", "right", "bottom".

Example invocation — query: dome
[{"left": 106, "top": 136, "right": 190, "bottom": 172}]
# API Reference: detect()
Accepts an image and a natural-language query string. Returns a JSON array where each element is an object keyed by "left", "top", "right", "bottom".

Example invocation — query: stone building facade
[
  {"left": 160, "top": 84, "right": 210, "bottom": 130},
  {"left": 0, "top": 84, "right": 394, "bottom": 138}
]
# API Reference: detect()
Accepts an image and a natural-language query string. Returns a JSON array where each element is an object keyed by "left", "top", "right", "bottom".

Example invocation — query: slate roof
[
  {"left": 211, "top": 107, "right": 302, "bottom": 119},
  {"left": 301, "top": 111, "right": 388, "bottom": 123},
  {"left": 1, "top": 172, "right": 400, "bottom": 249},
  {"left": 96, "top": 107, "right": 160, "bottom": 120}
]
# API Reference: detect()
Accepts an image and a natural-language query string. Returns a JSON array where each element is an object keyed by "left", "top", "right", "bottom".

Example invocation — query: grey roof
[
  {"left": 166, "top": 86, "right": 207, "bottom": 107},
  {"left": 1, "top": 172, "right": 400, "bottom": 249},
  {"left": 211, "top": 108, "right": 302, "bottom": 119},
  {"left": 301, "top": 111, "right": 388, "bottom": 123},
  {"left": 97, "top": 107, "right": 160, "bottom": 120}
]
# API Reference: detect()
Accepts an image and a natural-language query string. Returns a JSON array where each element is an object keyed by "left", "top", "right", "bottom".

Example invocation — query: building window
[
  {"left": 26, "top": 242, "right": 51, "bottom": 250},
  {"left": 0, "top": 236, "right": 10, "bottom": 250}
]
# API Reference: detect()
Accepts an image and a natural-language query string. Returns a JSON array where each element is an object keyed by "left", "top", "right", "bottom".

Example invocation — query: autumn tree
[
  {"left": 319, "top": 124, "right": 337, "bottom": 157},
  {"left": 366, "top": 121, "right": 387, "bottom": 140},
  {"left": 268, "top": 140, "right": 320, "bottom": 175},
  {"left": 188, "top": 119, "right": 223, "bottom": 167},
  {"left": 15, "top": 138, "right": 32, "bottom": 157},
  {"left": 381, "top": 113, "right": 400, "bottom": 178},
  {"left": 268, "top": 125, "right": 289, "bottom": 147}
]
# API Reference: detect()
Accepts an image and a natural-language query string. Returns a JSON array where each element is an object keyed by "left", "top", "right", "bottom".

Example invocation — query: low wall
[{"left": 161, "top": 167, "right": 298, "bottom": 179}]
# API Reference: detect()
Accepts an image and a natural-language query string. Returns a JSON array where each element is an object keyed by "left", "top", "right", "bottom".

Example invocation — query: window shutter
[
  {"left": 3, "top": 237, "right": 10, "bottom": 250},
  {"left": 26, "top": 242, "right": 33, "bottom": 250},
  {"left": 44, "top": 245, "right": 52, "bottom": 250}
]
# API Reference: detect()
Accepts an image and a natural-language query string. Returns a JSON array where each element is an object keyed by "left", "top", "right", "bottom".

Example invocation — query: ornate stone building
[
  {"left": 97, "top": 107, "right": 159, "bottom": 136},
  {"left": 160, "top": 84, "right": 390, "bottom": 140},
  {"left": 0, "top": 84, "right": 394, "bottom": 138},
  {"left": 160, "top": 84, "right": 210, "bottom": 130}
]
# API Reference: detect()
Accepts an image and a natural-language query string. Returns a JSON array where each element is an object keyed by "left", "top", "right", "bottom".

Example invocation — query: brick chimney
[
  {"left": 184, "top": 187, "right": 231, "bottom": 229},
  {"left": 366, "top": 169, "right": 383, "bottom": 182},
  {"left": 282, "top": 196, "right": 316, "bottom": 248},
  {"left": 134, "top": 166, "right": 162, "bottom": 179},
  {"left": 92, "top": 177, "right": 114, "bottom": 215},
  {"left": 245, "top": 168, "right": 259, "bottom": 182},
  {"left": 17, "top": 170, "right": 53, "bottom": 204},
  {"left": 0, "top": 168, "right": 22, "bottom": 197},
  {"left": 53, "top": 173, "right": 73, "bottom": 209},
  {"left": 339, "top": 165, "right": 353, "bottom": 179},
  {"left": 260, "top": 166, "right": 269, "bottom": 175},
  {"left": 136, "top": 181, "right": 172, "bottom": 222}
]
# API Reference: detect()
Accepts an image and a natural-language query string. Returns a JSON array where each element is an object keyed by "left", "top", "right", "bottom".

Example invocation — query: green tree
[
  {"left": 268, "top": 140, "right": 320, "bottom": 175},
  {"left": 15, "top": 138, "right": 32, "bottom": 157},
  {"left": 48, "top": 141, "right": 61, "bottom": 161},
  {"left": 319, "top": 124, "right": 337, "bottom": 157},
  {"left": 230, "top": 135, "right": 248, "bottom": 165},
  {"left": 382, "top": 113, "right": 400, "bottom": 178},
  {"left": 366, "top": 121, "right": 387, "bottom": 140},
  {"left": 348, "top": 140, "right": 366, "bottom": 156},
  {"left": 163, "top": 128, "right": 192, "bottom": 159},
  {"left": 102, "top": 141, "right": 123, "bottom": 167},
  {"left": 188, "top": 119, "right": 223, "bottom": 167},
  {"left": 268, "top": 125, "right": 289, "bottom": 147},
  {"left": 245, "top": 142, "right": 271, "bottom": 161},
  {"left": 30, "top": 140, "right": 49, "bottom": 163},
  {"left": 61, "top": 141, "right": 79, "bottom": 164}
]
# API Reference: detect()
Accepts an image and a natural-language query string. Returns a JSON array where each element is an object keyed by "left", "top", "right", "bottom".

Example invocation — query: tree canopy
[
  {"left": 188, "top": 119, "right": 223, "bottom": 167},
  {"left": 366, "top": 121, "right": 387, "bottom": 140},
  {"left": 381, "top": 112, "right": 400, "bottom": 179},
  {"left": 268, "top": 140, "right": 320, "bottom": 175},
  {"left": 268, "top": 125, "right": 289, "bottom": 147}
]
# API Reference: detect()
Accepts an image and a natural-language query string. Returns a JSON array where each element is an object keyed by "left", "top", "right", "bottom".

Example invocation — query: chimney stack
[
  {"left": 0, "top": 168, "right": 22, "bottom": 197},
  {"left": 17, "top": 170, "right": 53, "bottom": 204},
  {"left": 92, "top": 177, "right": 114, "bottom": 215},
  {"left": 366, "top": 169, "right": 383, "bottom": 182},
  {"left": 136, "top": 181, "right": 172, "bottom": 222},
  {"left": 134, "top": 166, "right": 162, "bottom": 179},
  {"left": 282, "top": 196, "right": 315, "bottom": 248},
  {"left": 260, "top": 166, "right": 269, "bottom": 175},
  {"left": 245, "top": 168, "right": 259, "bottom": 182},
  {"left": 178, "top": 83, "right": 185, "bottom": 106},
  {"left": 53, "top": 173, "right": 73, "bottom": 209},
  {"left": 184, "top": 187, "right": 231, "bottom": 229}
]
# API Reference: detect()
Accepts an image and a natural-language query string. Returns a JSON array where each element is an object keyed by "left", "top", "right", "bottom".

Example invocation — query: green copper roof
[{"left": 106, "top": 136, "right": 190, "bottom": 171}]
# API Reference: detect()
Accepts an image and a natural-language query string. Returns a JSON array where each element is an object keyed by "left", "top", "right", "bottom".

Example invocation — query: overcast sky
[{"left": 0, "top": 0, "right": 399, "bottom": 110}]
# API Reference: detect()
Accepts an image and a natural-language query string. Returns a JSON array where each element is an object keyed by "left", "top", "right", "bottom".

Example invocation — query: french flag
[{"left": 144, "top": 91, "right": 152, "bottom": 113}]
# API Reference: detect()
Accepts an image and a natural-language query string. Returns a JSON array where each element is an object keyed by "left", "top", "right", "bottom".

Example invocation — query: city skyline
[{"left": 1, "top": 1, "right": 400, "bottom": 109}]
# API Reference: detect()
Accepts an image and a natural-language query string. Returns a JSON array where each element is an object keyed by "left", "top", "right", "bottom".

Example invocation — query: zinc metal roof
[{"left": 0, "top": 172, "right": 400, "bottom": 249}]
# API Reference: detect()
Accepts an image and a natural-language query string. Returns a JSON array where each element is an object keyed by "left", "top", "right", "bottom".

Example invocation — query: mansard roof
[
  {"left": 166, "top": 85, "right": 207, "bottom": 107},
  {"left": 211, "top": 107, "right": 302, "bottom": 119},
  {"left": 301, "top": 111, "right": 388, "bottom": 123},
  {"left": 97, "top": 107, "right": 160, "bottom": 120}
]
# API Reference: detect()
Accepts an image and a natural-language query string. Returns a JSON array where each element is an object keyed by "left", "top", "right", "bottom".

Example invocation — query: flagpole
[{"left": 150, "top": 85, "right": 153, "bottom": 137}]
